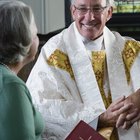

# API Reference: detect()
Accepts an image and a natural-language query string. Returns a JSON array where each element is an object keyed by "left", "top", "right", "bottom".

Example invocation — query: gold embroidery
[
  {"left": 92, "top": 51, "right": 111, "bottom": 108},
  {"left": 91, "top": 50, "right": 120, "bottom": 140},
  {"left": 107, "top": 90, "right": 112, "bottom": 106},
  {"left": 47, "top": 49, "right": 74, "bottom": 79},
  {"left": 122, "top": 40, "right": 140, "bottom": 84},
  {"left": 98, "top": 127, "right": 118, "bottom": 140}
]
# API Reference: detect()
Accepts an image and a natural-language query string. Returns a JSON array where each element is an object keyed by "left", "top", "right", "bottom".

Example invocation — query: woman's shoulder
[{"left": 0, "top": 67, "right": 28, "bottom": 92}]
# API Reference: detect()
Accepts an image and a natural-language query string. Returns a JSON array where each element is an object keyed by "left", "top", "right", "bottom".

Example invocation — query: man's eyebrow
[
  {"left": 92, "top": 4, "right": 103, "bottom": 7},
  {"left": 76, "top": 4, "right": 86, "bottom": 7}
]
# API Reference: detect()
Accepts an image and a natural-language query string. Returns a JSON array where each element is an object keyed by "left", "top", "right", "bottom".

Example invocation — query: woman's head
[{"left": 0, "top": 0, "right": 39, "bottom": 65}]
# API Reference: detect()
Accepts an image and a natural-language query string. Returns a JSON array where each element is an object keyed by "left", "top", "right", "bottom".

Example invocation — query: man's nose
[{"left": 85, "top": 10, "right": 96, "bottom": 20}]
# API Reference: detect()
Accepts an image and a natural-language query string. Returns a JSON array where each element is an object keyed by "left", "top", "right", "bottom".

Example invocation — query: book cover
[{"left": 65, "top": 120, "right": 106, "bottom": 140}]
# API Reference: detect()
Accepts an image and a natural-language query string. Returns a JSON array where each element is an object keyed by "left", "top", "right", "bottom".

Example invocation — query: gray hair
[
  {"left": 0, "top": 0, "right": 33, "bottom": 65},
  {"left": 71, "top": 0, "right": 114, "bottom": 6}
]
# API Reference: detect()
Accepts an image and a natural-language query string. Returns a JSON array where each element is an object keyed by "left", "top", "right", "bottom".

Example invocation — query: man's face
[{"left": 71, "top": 0, "right": 113, "bottom": 40}]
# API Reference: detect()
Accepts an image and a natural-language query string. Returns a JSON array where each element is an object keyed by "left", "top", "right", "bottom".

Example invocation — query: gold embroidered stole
[
  {"left": 91, "top": 51, "right": 118, "bottom": 140},
  {"left": 91, "top": 51, "right": 111, "bottom": 108},
  {"left": 122, "top": 40, "right": 140, "bottom": 84},
  {"left": 91, "top": 40, "right": 140, "bottom": 111}
]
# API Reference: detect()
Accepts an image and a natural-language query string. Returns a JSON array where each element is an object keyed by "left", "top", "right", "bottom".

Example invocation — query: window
[
  {"left": 106, "top": 0, "right": 140, "bottom": 40},
  {"left": 114, "top": 0, "right": 140, "bottom": 13}
]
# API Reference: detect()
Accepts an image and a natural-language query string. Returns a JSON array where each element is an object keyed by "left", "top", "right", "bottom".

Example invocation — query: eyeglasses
[{"left": 74, "top": 5, "right": 108, "bottom": 15}]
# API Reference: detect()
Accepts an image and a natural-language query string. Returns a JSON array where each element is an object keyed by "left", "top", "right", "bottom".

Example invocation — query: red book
[{"left": 65, "top": 120, "right": 106, "bottom": 140}]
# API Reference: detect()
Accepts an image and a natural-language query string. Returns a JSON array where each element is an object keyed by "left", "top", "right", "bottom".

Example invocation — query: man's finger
[
  {"left": 116, "top": 113, "right": 126, "bottom": 128},
  {"left": 126, "top": 109, "right": 138, "bottom": 121}
]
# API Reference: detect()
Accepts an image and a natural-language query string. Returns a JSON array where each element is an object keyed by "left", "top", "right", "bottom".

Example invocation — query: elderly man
[{"left": 27, "top": 0, "right": 140, "bottom": 139}]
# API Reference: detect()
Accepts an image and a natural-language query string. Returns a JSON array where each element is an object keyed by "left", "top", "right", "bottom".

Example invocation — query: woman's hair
[
  {"left": 0, "top": 0, "right": 33, "bottom": 64},
  {"left": 71, "top": 0, "right": 114, "bottom": 6}
]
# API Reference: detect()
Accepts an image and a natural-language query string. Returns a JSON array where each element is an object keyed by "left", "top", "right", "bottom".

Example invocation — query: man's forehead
[{"left": 75, "top": 0, "right": 107, "bottom": 6}]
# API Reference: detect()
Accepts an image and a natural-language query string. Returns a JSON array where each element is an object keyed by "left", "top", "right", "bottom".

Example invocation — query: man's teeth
[{"left": 84, "top": 24, "right": 95, "bottom": 28}]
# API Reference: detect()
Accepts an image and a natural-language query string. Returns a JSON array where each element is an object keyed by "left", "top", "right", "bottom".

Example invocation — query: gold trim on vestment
[
  {"left": 47, "top": 49, "right": 74, "bottom": 79},
  {"left": 91, "top": 51, "right": 118, "bottom": 140},
  {"left": 91, "top": 51, "right": 112, "bottom": 108},
  {"left": 122, "top": 40, "right": 140, "bottom": 84}
]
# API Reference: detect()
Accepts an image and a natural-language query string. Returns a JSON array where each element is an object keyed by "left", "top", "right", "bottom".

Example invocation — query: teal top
[{"left": 0, "top": 65, "right": 44, "bottom": 140}]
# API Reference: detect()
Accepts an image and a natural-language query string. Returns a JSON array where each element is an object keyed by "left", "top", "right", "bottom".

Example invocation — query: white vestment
[{"left": 26, "top": 22, "right": 140, "bottom": 140}]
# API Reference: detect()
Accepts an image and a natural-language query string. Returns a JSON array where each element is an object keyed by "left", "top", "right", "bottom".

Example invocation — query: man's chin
[{"left": 82, "top": 33, "right": 97, "bottom": 40}]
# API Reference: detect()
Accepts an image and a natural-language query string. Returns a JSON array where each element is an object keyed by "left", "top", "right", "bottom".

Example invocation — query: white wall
[{"left": 20, "top": 0, "right": 65, "bottom": 34}]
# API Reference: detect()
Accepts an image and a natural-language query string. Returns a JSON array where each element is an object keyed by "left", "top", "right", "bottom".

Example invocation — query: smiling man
[{"left": 26, "top": 0, "right": 140, "bottom": 140}]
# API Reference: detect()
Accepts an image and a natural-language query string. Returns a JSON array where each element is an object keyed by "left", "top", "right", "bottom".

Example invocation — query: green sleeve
[{"left": 0, "top": 82, "right": 36, "bottom": 140}]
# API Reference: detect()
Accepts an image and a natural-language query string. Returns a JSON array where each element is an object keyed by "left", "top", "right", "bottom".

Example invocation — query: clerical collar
[
  {"left": 74, "top": 22, "right": 104, "bottom": 51},
  {"left": 84, "top": 35, "right": 104, "bottom": 51}
]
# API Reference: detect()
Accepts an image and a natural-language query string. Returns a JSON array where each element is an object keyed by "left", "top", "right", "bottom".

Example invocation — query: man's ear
[
  {"left": 106, "top": 6, "right": 113, "bottom": 22},
  {"left": 70, "top": 5, "right": 76, "bottom": 21}
]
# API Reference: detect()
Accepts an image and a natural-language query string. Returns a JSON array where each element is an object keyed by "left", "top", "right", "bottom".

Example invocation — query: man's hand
[
  {"left": 116, "top": 107, "right": 139, "bottom": 129},
  {"left": 99, "top": 96, "right": 133, "bottom": 127},
  {"left": 116, "top": 89, "right": 140, "bottom": 129}
]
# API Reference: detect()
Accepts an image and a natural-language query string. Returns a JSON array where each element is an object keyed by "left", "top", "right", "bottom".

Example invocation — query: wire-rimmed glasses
[{"left": 74, "top": 5, "right": 108, "bottom": 15}]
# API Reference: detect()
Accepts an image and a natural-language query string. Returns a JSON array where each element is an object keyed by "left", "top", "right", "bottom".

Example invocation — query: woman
[{"left": 0, "top": 1, "right": 44, "bottom": 140}]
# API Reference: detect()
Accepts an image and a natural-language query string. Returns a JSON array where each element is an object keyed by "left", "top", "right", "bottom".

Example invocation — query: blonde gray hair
[{"left": 0, "top": 0, "right": 33, "bottom": 64}]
